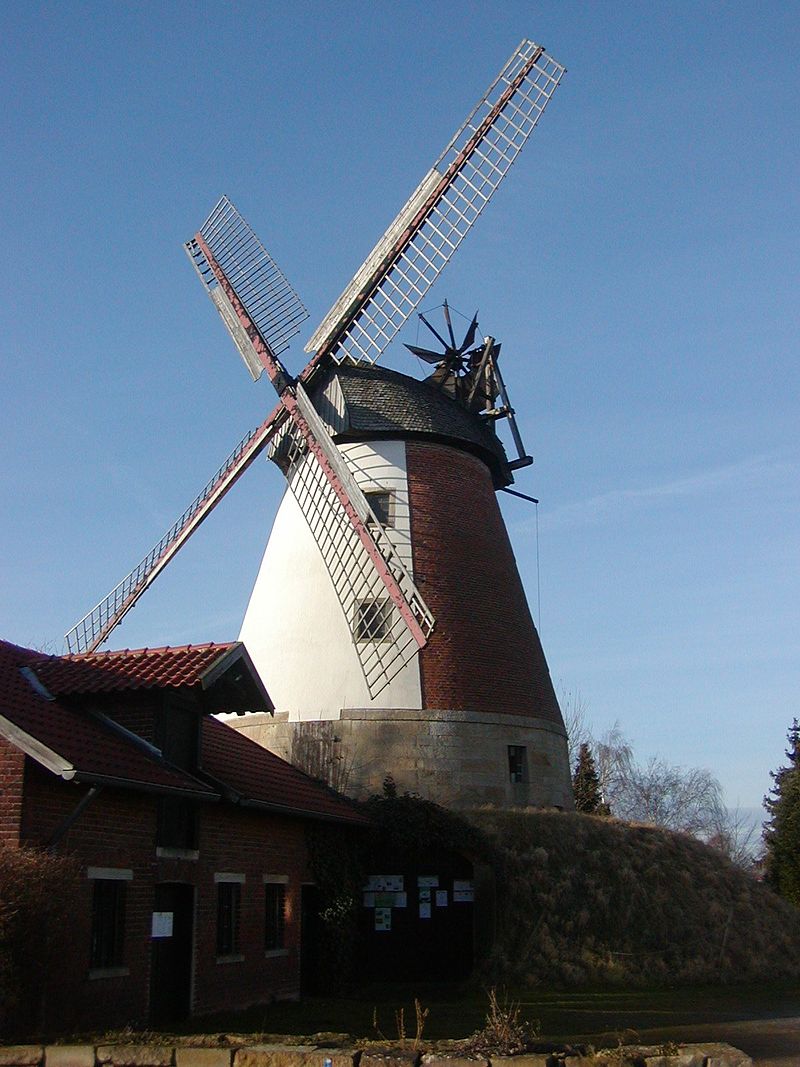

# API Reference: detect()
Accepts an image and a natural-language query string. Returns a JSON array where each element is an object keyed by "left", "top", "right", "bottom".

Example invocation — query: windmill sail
[
  {"left": 186, "top": 196, "right": 309, "bottom": 381},
  {"left": 304, "top": 39, "right": 564, "bottom": 370},
  {"left": 66, "top": 39, "right": 564, "bottom": 688},
  {"left": 274, "top": 386, "right": 434, "bottom": 695},
  {"left": 64, "top": 408, "right": 285, "bottom": 653},
  {"left": 185, "top": 199, "right": 435, "bottom": 694}
]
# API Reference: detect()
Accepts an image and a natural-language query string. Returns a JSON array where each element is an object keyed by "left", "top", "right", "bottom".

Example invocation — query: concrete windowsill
[
  {"left": 264, "top": 948, "right": 289, "bottom": 959},
  {"left": 215, "top": 953, "right": 245, "bottom": 965},
  {"left": 88, "top": 966, "right": 130, "bottom": 980},
  {"left": 156, "top": 847, "right": 200, "bottom": 860}
]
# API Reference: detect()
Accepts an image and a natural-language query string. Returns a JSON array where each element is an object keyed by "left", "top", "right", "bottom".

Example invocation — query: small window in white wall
[
  {"left": 365, "top": 489, "right": 394, "bottom": 528},
  {"left": 355, "top": 598, "right": 391, "bottom": 641}
]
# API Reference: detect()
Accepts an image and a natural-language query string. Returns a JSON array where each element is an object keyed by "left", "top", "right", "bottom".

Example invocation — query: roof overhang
[
  {"left": 199, "top": 641, "right": 274, "bottom": 715},
  {"left": 0, "top": 713, "right": 76, "bottom": 780}
]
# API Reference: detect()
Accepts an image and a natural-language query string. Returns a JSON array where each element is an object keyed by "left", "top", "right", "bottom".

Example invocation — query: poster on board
[{"left": 374, "top": 907, "right": 392, "bottom": 932}]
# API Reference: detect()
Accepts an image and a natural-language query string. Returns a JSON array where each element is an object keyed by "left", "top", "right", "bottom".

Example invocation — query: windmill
[{"left": 66, "top": 40, "right": 573, "bottom": 809}]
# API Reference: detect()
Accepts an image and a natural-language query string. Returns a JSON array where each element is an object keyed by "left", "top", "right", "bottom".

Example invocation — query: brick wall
[
  {"left": 16, "top": 761, "right": 313, "bottom": 1030},
  {"left": 61, "top": 692, "right": 162, "bottom": 745},
  {"left": 0, "top": 738, "right": 24, "bottom": 845},
  {"left": 407, "top": 441, "right": 563, "bottom": 725}
]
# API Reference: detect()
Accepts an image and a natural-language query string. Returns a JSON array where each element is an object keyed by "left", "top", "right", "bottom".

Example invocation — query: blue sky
[{"left": 2, "top": 2, "right": 798, "bottom": 815}]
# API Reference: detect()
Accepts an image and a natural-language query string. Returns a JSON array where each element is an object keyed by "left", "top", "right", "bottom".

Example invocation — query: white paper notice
[
  {"left": 435, "top": 890, "right": 448, "bottom": 907},
  {"left": 419, "top": 902, "right": 432, "bottom": 919},
  {"left": 151, "top": 911, "right": 173, "bottom": 938}
]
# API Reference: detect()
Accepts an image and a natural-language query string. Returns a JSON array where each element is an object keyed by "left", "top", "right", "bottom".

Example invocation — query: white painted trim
[
  {"left": 262, "top": 874, "right": 289, "bottom": 884},
  {"left": 214, "top": 872, "right": 245, "bottom": 883},
  {"left": 87, "top": 867, "right": 133, "bottom": 881}
]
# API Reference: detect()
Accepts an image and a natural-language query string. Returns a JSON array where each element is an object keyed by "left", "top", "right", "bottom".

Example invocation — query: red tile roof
[
  {"left": 0, "top": 640, "right": 217, "bottom": 797},
  {"left": 202, "top": 717, "right": 368, "bottom": 825},
  {"left": 36, "top": 642, "right": 235, "bottom": 694},
  {"left": 0, "top": 639, "right": 367, "bottom": 826}
]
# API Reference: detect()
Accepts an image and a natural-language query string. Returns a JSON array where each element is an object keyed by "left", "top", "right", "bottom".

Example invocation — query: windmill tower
[{"left": 66, "top": 40, "right": 573, "bottom": 810}]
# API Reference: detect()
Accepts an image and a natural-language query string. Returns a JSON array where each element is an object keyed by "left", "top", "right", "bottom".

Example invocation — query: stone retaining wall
[{"left": 0, "top": 1043, "right": 752, "bottom": 1067}]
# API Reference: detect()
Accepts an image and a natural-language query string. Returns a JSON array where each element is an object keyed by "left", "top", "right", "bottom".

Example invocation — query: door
[
  {"left": 299, "top": 884, "right": 322, "bottom": 996},
  {"left": 149, "top": 883, "right": 194, "bottom": 1024}
]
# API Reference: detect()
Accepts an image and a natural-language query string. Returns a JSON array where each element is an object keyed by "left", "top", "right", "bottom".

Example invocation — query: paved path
[{"left": 614, "top": 1015, "right": 800, "bottom": 1066}]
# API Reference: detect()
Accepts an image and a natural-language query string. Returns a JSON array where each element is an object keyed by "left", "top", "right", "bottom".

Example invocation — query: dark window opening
[
  {"left": 355, "top": 598, "right": 391, "bottom": 641},
  {"left": 216, "top": 881, "right": 241, "bottom": 956},
  {"left": 91, "top": 879, "right": 126, "bottom": 969},
  {"left": 264, "top": 883, "right": 286, "bottom": 951},
  {"left": 157, "top": 797, "right": 197, "bottom": 850},
  {"left": 155, "top": 700, "right": 200, "bottom": 772},
  {"left": 365, "top": 490, "right": 394, "bottom": 528},
  {"left": 508, "top": 745, "right": 528, "bottom": 784}
]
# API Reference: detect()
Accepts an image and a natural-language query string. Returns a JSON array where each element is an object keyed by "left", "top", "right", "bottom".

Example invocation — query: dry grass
[{"left": 468, "top": 808, "right": 800, "bottom": 987}]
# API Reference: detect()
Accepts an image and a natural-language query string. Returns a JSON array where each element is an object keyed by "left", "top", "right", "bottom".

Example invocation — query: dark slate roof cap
[{"left": 313, "top": 363, "right": 512, "bottom": 486}]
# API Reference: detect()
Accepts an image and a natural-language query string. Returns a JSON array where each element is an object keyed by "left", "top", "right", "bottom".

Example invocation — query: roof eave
[
  {"left": 199, "top": 642, "right": 274, "bottom": 715},
  {"left": 0, "top": 713, "right": 76, "bottom": 780},
  {"left": 72, "top": 770, "right": 220, "bottom": 801},
  {"left": 238, "top": 795, "right": 369, "bottom": 826}
]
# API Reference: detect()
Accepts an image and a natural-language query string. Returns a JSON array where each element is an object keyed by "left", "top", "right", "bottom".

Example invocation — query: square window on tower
[
  {"left": 355, "top": 598, "right": 392, "bottom": 642},
  {"left": 364, "top": 489, "right": 394, "bottom": 528}
]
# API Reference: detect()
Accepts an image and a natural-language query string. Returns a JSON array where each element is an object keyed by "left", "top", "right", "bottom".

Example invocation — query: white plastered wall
[{"left": 238, "top": 439, "right": 422, "bottom": 719}]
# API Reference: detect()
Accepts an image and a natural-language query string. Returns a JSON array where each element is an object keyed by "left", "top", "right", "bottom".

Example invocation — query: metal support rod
[
  {"left": 46, "top": 785, "right": 103, "bottom": 851},
  {"left": 499, "top": 486, "right": 539, "bottom": 504}
]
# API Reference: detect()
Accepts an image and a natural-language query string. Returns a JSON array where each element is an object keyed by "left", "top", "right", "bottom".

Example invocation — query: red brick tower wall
[{"left": 407, "top": 440, "right": 563, "bottom": 725}]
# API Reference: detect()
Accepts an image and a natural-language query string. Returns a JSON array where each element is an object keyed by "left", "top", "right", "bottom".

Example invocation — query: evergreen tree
[
  {"left": 763, "top": 718, "right": 800, "bottom": 904},
  {"left": 572, "top": 742, "right": 610, "bottom": 815}
]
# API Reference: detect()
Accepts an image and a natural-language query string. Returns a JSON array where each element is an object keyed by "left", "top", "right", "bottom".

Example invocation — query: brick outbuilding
[{"left": 0, "top": 638, "right": 367, "bottom": 1032}]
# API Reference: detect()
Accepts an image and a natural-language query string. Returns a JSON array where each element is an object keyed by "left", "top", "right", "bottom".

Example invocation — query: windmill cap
[{"left": 310, "top": 363, "right": 513, "bottom": 488}]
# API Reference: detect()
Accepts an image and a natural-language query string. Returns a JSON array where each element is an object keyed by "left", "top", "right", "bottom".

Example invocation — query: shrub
[{"left": 0, "top": 845, "right": 82, "bottom": 1038}]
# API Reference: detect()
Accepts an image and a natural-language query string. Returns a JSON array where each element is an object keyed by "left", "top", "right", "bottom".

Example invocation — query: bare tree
[
  {"left": 594, "top": 724, "right": 760, "bottom": 868},
  {"left": 595, "top": 724, "right": 724, "bottom": 835},
  {"left": 558, "top": 683, "right": 592, "bottom": 769},
  {"left": 705, "top": 804, "right": 761, "bottom": 871},
  {"left": 558, "top": 700, "right": 759, "bottom": 869}
]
